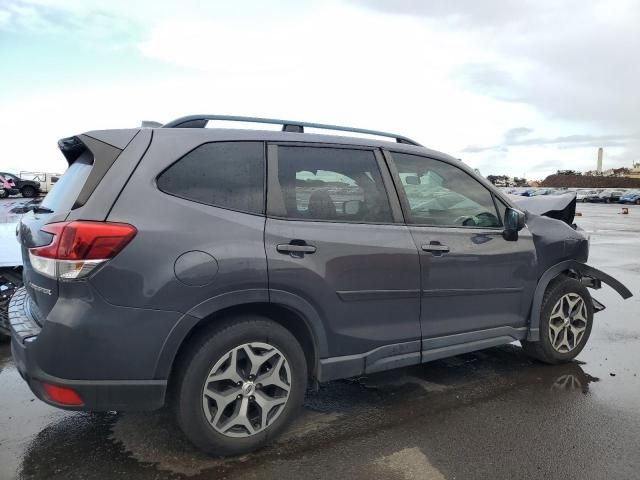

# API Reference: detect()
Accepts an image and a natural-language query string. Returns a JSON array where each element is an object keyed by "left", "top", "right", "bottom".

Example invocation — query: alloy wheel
[
  {"left": 548, "top": 293, "right": 588, "bottom": 353},
  {"left": 202, "top": 342, "right": 291, "bottom": 438}
]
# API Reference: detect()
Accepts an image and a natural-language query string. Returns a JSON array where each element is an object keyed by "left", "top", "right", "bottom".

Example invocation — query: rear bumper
[
  {"left": 9, "top": 287, "right": 167, "bottom": 411},
  {"left": 11, "top": 336, "right": 166, "bottom": 411}
]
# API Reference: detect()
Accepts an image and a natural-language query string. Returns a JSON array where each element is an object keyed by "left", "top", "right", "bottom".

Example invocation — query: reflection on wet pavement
[{"left": 1, "top": 341, "right": 617, "bottom": 480}]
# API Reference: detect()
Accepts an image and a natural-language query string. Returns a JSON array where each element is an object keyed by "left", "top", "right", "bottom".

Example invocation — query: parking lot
[{"left": 1, "top": 202, "right": 639, "bottom": 480}]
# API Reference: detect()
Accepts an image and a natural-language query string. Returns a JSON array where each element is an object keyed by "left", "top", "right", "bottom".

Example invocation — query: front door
[
  {"left": 385, "top": 151, "right": 537, "bottom": 343},
  {"left": 264, "top": 144, "right": 421, "bottom": 366}
]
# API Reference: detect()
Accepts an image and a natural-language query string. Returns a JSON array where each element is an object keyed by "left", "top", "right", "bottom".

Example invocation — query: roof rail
[{"left": 162, "top": 114, "right": 422, "bottom": 146}]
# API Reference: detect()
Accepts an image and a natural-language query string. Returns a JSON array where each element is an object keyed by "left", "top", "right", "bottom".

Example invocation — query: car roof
[{"left": 87, "top": 126, "right": 461, "bottom": 165}]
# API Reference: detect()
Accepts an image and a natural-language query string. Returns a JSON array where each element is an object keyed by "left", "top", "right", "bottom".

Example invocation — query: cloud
[
  {"left": 463, "top": 128, "right": 632, "bottom": 153},
  {"left": 1, "top": 0, "right": 638, "bottom": 179},
  {"left": 0, "top": 0, "right": 140, "bottom": 41},
  {"left": 504, "top": 127, "right": 534, "bottom": 143},
  {"left": 352, "top": 0, "right": 640, "bottom": 133}
]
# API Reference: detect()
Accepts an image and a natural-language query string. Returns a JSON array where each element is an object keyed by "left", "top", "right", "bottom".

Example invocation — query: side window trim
[
  {"left": 266, "top": 143, "right": 286, "bottom": 217},
  {"left": 491, "top": 194, "right": 507, "bottom": 227},
  {"left": 266, "top": 143, "right": 400, "bottom": 225},
  {"left": 374, "top": 149, "right": 404, "bottom": 223},
  {"left": 381, "top": 149, "right": 413, "bottom": 224},
  {"left": 384, "top": 149, "right": 504, "bottom": 230}
]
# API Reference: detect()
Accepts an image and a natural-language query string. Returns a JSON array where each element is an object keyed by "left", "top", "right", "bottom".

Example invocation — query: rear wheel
[
  {"left": 21, "top": 186, "right": 36, "bottom": 198},
  {"left": 521, "top": 276, "right": 593, "bottom": 364},
  {"left": 0, "top": 189, "right": 7, "bottom": 199},
  {"left": 174, "top": 316, "right": 307, "bottom": 456}
]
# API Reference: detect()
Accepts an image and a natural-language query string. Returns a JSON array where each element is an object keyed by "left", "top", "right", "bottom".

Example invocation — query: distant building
[
  {"left": 628, "top": 162, "right": 640, "bottom": 179},
  {"left": 597, "top": 147, "right": 603, "bottom": 173}
]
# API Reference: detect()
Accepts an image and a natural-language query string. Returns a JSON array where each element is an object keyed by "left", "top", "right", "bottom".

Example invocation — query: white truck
[{"left": 19, "top": 171, "right": 63, "bottom": 193}]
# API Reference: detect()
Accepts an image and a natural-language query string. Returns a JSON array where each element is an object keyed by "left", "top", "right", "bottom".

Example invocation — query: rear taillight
[
  {"left": 42, "top": 383, "right": 84, "bottom": 406},
  {"left": 28, "top": 221, "right": 137, "bottom": 279}
]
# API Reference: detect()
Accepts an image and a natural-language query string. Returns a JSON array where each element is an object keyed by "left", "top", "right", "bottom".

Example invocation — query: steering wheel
[
  {"left": 454, "top": 215, "right": 478, "bottom": 226},
  {"left": 455, "top": 212, "right": 499, "bottom": 227}
]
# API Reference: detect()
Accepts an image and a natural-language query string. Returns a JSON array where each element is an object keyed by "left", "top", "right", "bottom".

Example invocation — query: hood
[{"left": 508, "top": 192, "right": 576, "bottom": 226}]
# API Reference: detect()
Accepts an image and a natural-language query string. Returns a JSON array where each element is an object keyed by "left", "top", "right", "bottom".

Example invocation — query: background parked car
[
  {"left": 591, "top": 190, "right": 624, "bottom": 203},
  {"left": 582, "top": 190, "right": 606, "bottom": 202},
  {"left": 576, "top": 190, "right": 598, "bottom": 202},
  {"left": 0, "top": 173, "right": 17, "bottom": 198},
  {"left": 619, "top": 190, "right": 640, "bottom": 205},
  {"left": 0, "top": 172, "right": 41, "bottom": 198}
]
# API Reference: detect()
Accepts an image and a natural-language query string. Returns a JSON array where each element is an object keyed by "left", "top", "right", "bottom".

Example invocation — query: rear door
[
  {"left": 384, "top": 151, "right": 537, "bottom": 342},
  {"left": 264, "top": 144, "right": 421, "bottom": 365}
]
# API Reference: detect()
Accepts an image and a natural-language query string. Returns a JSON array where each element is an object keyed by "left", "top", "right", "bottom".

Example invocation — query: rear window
[
  {"left": 40, "top": 152, "right": 93, "bottom": 212},
  {"left": 157, "top": 142, "right": 265, "bottom": 214}
]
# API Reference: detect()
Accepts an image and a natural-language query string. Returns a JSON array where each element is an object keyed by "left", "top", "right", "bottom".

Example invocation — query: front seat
[{"left": 307, "top": 189, "right": 336, "bottom": 219}]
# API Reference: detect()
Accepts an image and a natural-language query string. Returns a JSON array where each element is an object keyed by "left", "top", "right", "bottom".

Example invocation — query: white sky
[{"left": 1, "top": 0, "right": 638, "bottom": 180}]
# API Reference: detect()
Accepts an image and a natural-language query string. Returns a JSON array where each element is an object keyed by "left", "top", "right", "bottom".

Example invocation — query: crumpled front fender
[{"left": 527, "top": 260, "right": 632, "bottom": 341}]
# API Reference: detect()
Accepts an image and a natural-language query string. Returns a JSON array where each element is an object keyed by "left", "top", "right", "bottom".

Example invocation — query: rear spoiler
[
  {"left": 57, "top": 130, "right": 139, "bottom": 208},
  {"left": 58, "top": 136, "right": 86, "bottom": 165},
  {"left": 58, "top": 129, "right": 139, "bottom": 166}
]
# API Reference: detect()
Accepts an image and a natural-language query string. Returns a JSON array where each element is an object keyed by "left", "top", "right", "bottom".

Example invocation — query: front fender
[{"left": 527, "top": 260, "right": 632, "bottom": 341}]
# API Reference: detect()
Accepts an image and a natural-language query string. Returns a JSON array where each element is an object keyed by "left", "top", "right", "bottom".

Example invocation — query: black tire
[
  {"left": 636, "top": 199, "right": 640, "bottom": 205},
  {"left": 0, "top": 268, "right": 23, "bottom": 339},
  {"left": 21, "top": 186, "right": 36, "bottom": 198},
  {"left": 521, "top": 275, "right": 594, "bottom": 364},
  {"left": 173, "top": 315, "right": 307, "bottom": 456},
  {"left": 0, "top": 189, "right": 8, "bottom": 199}
]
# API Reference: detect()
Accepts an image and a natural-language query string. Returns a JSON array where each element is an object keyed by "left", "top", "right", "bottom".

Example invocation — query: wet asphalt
[{"left": 1, "top": 202, "right": 639, "bottom": 480}]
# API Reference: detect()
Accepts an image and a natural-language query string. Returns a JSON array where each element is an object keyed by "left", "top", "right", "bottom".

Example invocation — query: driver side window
[{"left": 390, "top": 152, "right": 501, "bottom": 228}]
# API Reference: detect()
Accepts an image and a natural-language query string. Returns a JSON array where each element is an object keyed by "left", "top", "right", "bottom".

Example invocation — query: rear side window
[
  {"left": 41, "top": 152, "right": 93, "bottom": 212},
  {"left": 271, "top": 146, "right": 393, "bottom": 223},
  {"left": 157, "top": 142, "right": 265, "bottom": 214}
]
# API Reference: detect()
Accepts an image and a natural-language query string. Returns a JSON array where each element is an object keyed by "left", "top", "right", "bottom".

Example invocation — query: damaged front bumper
[{"left": 527, "top": 260, "right": 633, "bottom": 341}]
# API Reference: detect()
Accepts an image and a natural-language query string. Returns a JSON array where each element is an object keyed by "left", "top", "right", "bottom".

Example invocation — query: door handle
[
  {"left": 277, "top": 241, "right": 317, "bottom": 256},
  {"left": 422, "top": 242, "right": 450, "bottom": 255}
]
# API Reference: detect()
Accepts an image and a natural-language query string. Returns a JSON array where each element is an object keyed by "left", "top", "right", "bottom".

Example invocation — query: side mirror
[{"left": 503, "top": 207, "right": 525, "bottom": 241}]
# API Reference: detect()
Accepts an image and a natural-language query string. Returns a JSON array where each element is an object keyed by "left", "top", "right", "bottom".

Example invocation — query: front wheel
[
  {"left": 174, "top": 316, "right": 307, "bottom": 456},
  {"left": 521, "top": 276, "right": 594, "bottom": 364}
]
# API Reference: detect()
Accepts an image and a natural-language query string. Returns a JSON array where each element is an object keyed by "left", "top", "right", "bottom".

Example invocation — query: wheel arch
[
  {"left": 527, "top": 260, "right": 632, "bottom": 341},
  {"left": 155, "top": 290, "right": 328, "bottom": 388}
]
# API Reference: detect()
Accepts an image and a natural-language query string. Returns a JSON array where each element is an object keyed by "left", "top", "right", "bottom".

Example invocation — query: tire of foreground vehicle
[
  {"left": 174, "top": 315, "right": 307, "bottom": 456},
  {"left": 521, "top": 275, "right": 594, "bottom": 364},
  {"left": 21, "top": 186, "right": 36, "bottom": 198}
]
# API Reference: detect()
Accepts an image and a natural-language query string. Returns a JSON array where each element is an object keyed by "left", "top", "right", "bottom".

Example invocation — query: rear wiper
[{"left": 32, "top": 205, "right": 53, "bottom": 214}]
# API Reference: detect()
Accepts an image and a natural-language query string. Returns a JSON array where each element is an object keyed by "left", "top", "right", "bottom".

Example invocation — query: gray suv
[{"left": 9, "top": 115, "right": 631, "bottom": 455}]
